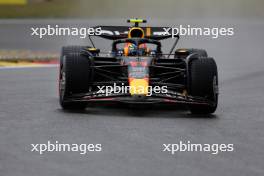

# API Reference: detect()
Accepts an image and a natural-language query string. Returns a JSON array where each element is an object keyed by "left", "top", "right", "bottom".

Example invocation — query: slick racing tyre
[
  {"left": 189, "top": 49, "right": 208, "bottom": 57},
  {"left": 59, "top": 48, "right": 91, "bottom": 110},
  {"left": 188, "top": 58, "right": 218, "bottom": 114},
  {"left": 175, "top": 48, "right": 207, "bottom": 59}
]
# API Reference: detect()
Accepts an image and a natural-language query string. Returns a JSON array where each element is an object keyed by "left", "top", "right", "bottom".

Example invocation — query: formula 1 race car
[{"left": 59, "top": 19, "right": 218, "bottom": 114}]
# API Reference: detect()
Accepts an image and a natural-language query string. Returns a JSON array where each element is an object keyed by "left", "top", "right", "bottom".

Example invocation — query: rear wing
[{"left": 93, "top": 26, "right": 179, "bottom": 40}]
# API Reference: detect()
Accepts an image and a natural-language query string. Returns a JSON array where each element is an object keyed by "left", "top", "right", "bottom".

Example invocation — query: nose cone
[
  {"left": 126, "top": 57, "right": 152, "bottom": 96},
  {"left": 129, "top": 78, "right": 149, "bottom": 96}
]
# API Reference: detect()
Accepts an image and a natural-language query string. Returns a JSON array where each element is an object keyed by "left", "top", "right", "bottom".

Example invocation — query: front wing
[{"left": 63, "top": 91, "right": 215, "bottom": 107}]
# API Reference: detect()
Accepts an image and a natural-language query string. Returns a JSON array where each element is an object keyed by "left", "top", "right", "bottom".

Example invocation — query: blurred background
[
  {"left": 0, "top": 0, "right": 263, "bottom": 79},
  {"left": 0, "top": 0, "right": 263, "bottom": 19}
]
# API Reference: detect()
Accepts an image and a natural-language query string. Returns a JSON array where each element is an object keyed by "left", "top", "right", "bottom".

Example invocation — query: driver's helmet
[
  {"left": 129, "top": 43, "right": 137, "bottom": 51},
  {"left": 124, "top": 43, "right": 148, "bottom": 56},
  {"left": 124, "top": 43, "right": 137, "bottom": 56}
]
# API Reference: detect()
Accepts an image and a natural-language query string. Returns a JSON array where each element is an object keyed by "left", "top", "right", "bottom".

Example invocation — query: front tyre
[
  {"left": 59, "top": 50, "right": 91, "bottom": 110},
  {"left": 188, "top": 58, "right": 218, "bottom": 114},
  {"left": 60, "top": 46, "right": 89, "bottom": 66}
]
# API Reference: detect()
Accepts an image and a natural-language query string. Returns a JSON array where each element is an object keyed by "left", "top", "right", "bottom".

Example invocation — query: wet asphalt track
[{"left": 0, "top": 19, "right": 264, "bottom": 176}]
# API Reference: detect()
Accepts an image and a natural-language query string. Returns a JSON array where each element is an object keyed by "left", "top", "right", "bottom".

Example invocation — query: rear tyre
[
  {"left": 188, "top": 58, "right": 218, "bottom": 114},
  {"left": 59, "top": 48, "right": 91, "bottom": 110},
  {"left": 175, "top": 48, "right": 207, "bottom": 58},
  {"left": 189, "top": 49, "right": 208, "bottom": 57}
]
